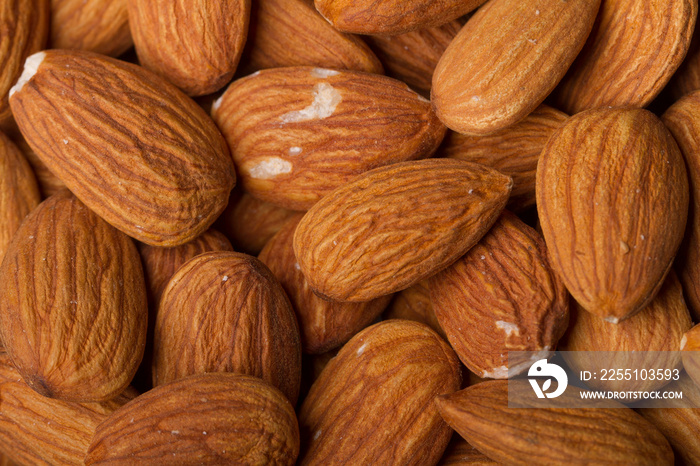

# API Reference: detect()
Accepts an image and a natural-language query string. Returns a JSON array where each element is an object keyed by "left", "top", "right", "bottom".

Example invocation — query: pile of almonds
[{"left": 2, "top": 0, "right": 700, "bottom": 464}]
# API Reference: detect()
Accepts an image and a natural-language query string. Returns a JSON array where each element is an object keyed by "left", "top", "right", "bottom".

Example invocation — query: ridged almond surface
[
  {"left": 430, "top": 211, "right": 569, "bottom": 379},
  {"left": 293, "top": 159, "right": 512, "bottom": 302},
  {"left": 299, "top": 320, "right": 461, "bottom": 465},
  {"left": 662, "top": 90, "right": 700, "bottom": 322},
  {"left": 128, "top": 0, "right": 250, "bottom": 96},
  {"left": 552, "top": 0, "right": 697, "bottom": 113},
  {"left": 212, "top": 66, "right": 446, "bottom": 211},
  {"left": 0, "top": 191, "right": 147, "bottom": 402},
  {"left": 431, "top": 0, "right": 599, "bottom": 135},
  {"left": 383, "top": 280, "right": 445, "bottom": 339},
  {"left": 244, "top": 0, "right": 382, "bottom": 74},
  {"left": 153, "top": 251, "right": 301, "bottom": 403},
  {"left": 0, "top": 0, "right": 49, "bottom": 131},
  {"left": 314, "top": 0, "right": 486, "bottom": 35},
  {"left": 365, "top": 21, "right": 461, "bottom": 95},
  {"left": 85, "top": 373, "right": 299, "bottom": 465},
  {"left": 442, "top": 105, "right": 567, "bottom": 212},
  {"left": 436, "top": 380, "right": 674, "bottom": 466},
  {"left": 9, "top": 49, "right": 235, "bottom": 247},
  {"left": 438, "top": 436, "right": 498, "bottom": 465},
  {"left": 0, "top": 352, "right": 136, "bottom": 466},
  {"left": 537, "top": 107, "right": 688, "bottom": 322},
  {"left": 259, "top": 214, "right": 390, "bottom": 354},
  {"left": 0, "top": 131, "right": 39, "bottom": 262},
  {"left": 50, "top": 0, "right": 132, "bottom": 57},
  {"left": 9, "top": 133, "right": 64, "bottom": 197}
]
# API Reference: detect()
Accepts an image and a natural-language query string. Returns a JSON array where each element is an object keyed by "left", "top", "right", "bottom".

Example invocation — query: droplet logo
[{"left": 528, "top": 359, "right": 568, "bottom": 398}]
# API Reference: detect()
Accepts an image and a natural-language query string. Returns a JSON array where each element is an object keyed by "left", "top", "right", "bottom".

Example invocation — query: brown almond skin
[
  {"left": 537, "top": 107, "right": 689, "bottom": 322},
  {"left": 299, "top": 320, "right": 461, "bottom": 465},
  {"left": 314, "top": 0, "right": 486, "bottom": 35},
  {"left": 438, "top": 436, "right": 498, "bottom": 465},
  {"left": 553, "top": 0, "right": 697, "bottom": 113},
  {"left": 436, "top": 380, "right": 674, "bottom": 466},
  {"left": 384, "top": 280, "right": 445, "bottom": 339},
  {"left": 50, "top": 0, "right": 133, "bottom": 57},
  {"left": 0, "top": 131, "right": 39, "bottom": 262},
  {"left": 430, "top": 211, "right": 569, "bottom": 379},
  {"left": 669, "top": 31, "right": 700, "bottom": 100},
  {"left": 244, "top": 0, "right": 383, "bottom": 74},
  {"left": 128, "top": 0, "right": 250, "bottom": 96},
  {"left": 682, "top": 323, "right": 700, "bottom": 388},
  {"left": 431, "top": 0, "right": 599, "bottom": 135},
  {"left": 561, "top": 271, "right": 692, "bottom": 391},
  {"left": 153, "top": 251, "right": 301, "bottom": 404},
  {"left": 10, "top": 49, "right": 235, "bottom": 247},
  {"left": 663, "top": 90, "right": 700, "bottom": 322},
  {"left": 85, "top": 373, "right": 300, "bottom": 465},
  {"left": 293, "top": 159, "right": 512, "bottom": 302},
  {"left": 259, "top": 214, "right": 390, "bottom": 354},
  {"left": 0, "top": 191, "right": 147, "bottom": 402},
  {"left": 442, "top": 105, "right": 568, "bottom": 212},
  {"left": 212, "top": 66, "right": 446, "bottom": 211},
  {"left": 0, "top": 352, "right": 136, "bottom": 466},
  {"left": 9, "top": 132, "right": 64, "bottom": 197},
  {"left": 0, "top": 0, "right": 49, "bottom": 131},
  {"left": 365, "top": 21, "right": 461, "bottom": 96}
]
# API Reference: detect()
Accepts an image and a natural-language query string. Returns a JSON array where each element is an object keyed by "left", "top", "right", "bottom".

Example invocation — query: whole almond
[
  {"left": 436, "top": 380, "right": 674, "bottom": 466},
  {"left": 128, "top": 0, "right": 250, "bottom": 96},
  {"left": 384, "top": 280, "right": 445, "bottom": 339},
  {"left": 299, "top": 320, "right": 461, "bottom": 465},
  {"left": 431, "top": 0, "right": 599, "bottom": 135},
  {"left": 537, "top": 107, "right": 688, "bottom": 322},
  {"left": 85, "top": 373, "right": 299, "bottom": 465},
  {"left": 153, "top": 251, "right": 301, "bottom": 403},
  {"left": 293, "top": 159, "right": 512, "bottom": 302},
  {"left": 0, "top": 191, "right": 147, "bottom": 402},
  {"left": 552, "top": 0, "right": 697, "bottom": 113},
  {"left": 9, "top": 49, "right": 235, "bottom": 247},
  {"left": 314, "top": 0, "right": 487, "bottom": 35},
  {"left": 259, "top": 214, "right": 390, "bottom": 354},
  {"left": 212, "top": 66, "right": 446, "bottom": 211}
]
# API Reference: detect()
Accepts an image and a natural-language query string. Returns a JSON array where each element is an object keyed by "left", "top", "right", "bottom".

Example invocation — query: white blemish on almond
[
  {"left": 10, "top": 51, "right": 46, "bottom": 97},
  {"left": 212, "top": 94, "right": 225, "bottom": 113},
  {"left": 481, "top": 366, "right": 509, "bottom": 379},
  {"left": 294, "top": 262, "right": 301, "bottom": 271},
  {"left": 496, "top": 321, "right": 520, "bottom": 337},
  {"left": 681, "top": 334, "right": 688, "bottom": 350},
  {"left": 222, "top": 275, "right": 228, "bottom": 282},
  {"left": 604, "top": 316, "right": 620, "bottom": 324},
  {"left": 311, "top": 68, "right": 339, "bottom": 78},
  {"left": 280, "top": 83, "right": 342, "bottom": 123},
  {"left": 288, "top": 146, "right": 302, "bottom": 156},
  {"left": 357, "top": 343, "right": 367, "bottom": 356},
  {"left": 248, "top": 157, "right": 292, "bottom": 179},
  {"left": 313, "top": 430, "right": 322, "bottom": 440}
]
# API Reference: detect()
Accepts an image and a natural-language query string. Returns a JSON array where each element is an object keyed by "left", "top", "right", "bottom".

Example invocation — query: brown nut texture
[
  {"left": 682, "top": 322, "right": 700, "bottom": 388},
  {"left": 384, "top": 280, "right": 445, "bottom": 339}
]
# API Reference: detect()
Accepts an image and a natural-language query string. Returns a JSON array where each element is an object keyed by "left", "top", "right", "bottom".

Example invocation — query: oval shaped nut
[
  {"left": 537, "top": 108, "right": 688, "bottom": 323},
  {"left": 245, "top": 0, "right": 382, "bottom": 74},
  {"left": 299, "top": 320, "right": 461, "bottom": 465},
  {"left": 0, "top": 131, "right": 39, "bottom": 262},
  {"left": 293, "top": 159, "right": 512, "bottom": 302},
  {"left": 383, "top": 280, "right": 445, "bottom": 339},
  {"left": 314, "top": 0, "right": 486, "bottom": 35},
  {"left": 212, "top": 66, "right": 445, "bottom": 211},
  {"left": 553, "top": 0, "right": 696, "bottom": 113},
  {"left": 259, "top": 214, "right": 390, "bottom": 354},
  {"left": 50, "top": 0, "right": 132, "bottom": 57},
  {"left": 442, "top": 105, "right": 568, "bottom": 212},
  {"left": 0, "top": 0, "right": 49, "bottom": 130},
  {"left": 0, "top": 191, "right": 147, "bottom": 402},
  {"left": 431, "top": 0, "right": 599, "bottom": 135},
  {"left": 85, "top": 373, "right": 300, "bottom": 465},
  {"left": 430, "top": 211, "right": 569, "bottom": 380},
  {"left": 153, "top": 251, "right": 301, "bottom": 404},
  {"left": 128, "top": 0, "right": 249, "bottom": 96},
  {"left": 436, "top": 381, "right": 674, "bottom": 466},
  {"left": 9, "top": 50, "right": 235, "bottom": 247}
]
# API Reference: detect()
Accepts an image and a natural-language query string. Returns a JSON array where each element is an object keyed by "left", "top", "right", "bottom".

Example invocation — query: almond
[
  {"left": 153, "top": 251, "right": 301, "bottom": 403},
  {"left": 439, "top": 436, "right": 498, "bottom": 465},
  {"left": 0, "top": 191, "right": 147, "bottom": 402},
  {"left": 293, "top": 159, "right": 512, "bottom": 302},
  {"left": 431, "top": 0, "right": 599, "bottom": 135},
  {"left": 383, "top": 280, "right": 445, "bottom": 339},
  {"left": 212, "top": 66, "right": 446, "bottom": 211},
  {"left": 537, "top": 107, "right": 688, "bottom": 322},
  {"left": 313, "top": 0, "right": 487, "bottom": 35},
  {"left": 441, "top": 104, "right": 568, "bottom": 212},
  {"left": 128, "top": 0, "right": 250, "bottom": 96},
  {"left": 9, "top": 49, "right": 235, "bottom": 247},
  {"left": 436, "top": 380, "right": 674, "bottom": 466},
  {"left": 259, "top": 214, "right": 390, "bottom": 354},
  {"left": 668, "top": 32, "right": 700, "bottom": 100},
  {"left": 552, "top": 0, "right": 696, "bottom": 113},
  {"left": 244, "top": 0, "right": 383, "bottom": 74},
  {"left": 50, "top": 0, "right": 132, "bottom": 57},
  {"left": 85, "top": 373, "right": 300, "bottom": 465},
  {"left": 8, "top": 132, "right": 64, "bottom": 197},
  {"left": 681, "top": 322, "right": 700, "bottom": 388},
  {"left": 299, "top": 320, "right": 461, "bottom": 464}
]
